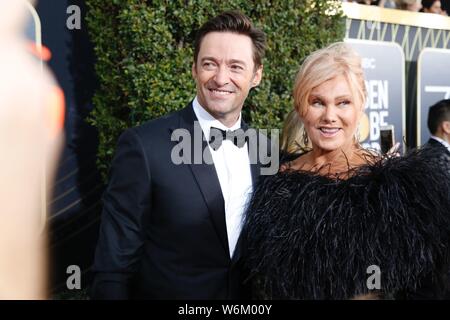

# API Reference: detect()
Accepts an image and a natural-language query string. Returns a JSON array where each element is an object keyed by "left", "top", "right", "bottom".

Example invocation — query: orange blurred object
[
  {"left": 27, "top": 42, "right": 52, "bottom": 61},
  {"left": 47, "top": 86, "right": 66, "bottom": 138}
]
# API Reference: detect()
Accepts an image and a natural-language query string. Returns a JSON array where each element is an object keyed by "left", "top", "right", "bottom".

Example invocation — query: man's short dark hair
[
  {"left": 421, "top": 0, "right": 439, "bottom": 10},
  {"left": 427, "top": 99, "right": 450, "bottom": 135},
  {"left": 193, "top": 10, "right": 266, "bottom": 69}
]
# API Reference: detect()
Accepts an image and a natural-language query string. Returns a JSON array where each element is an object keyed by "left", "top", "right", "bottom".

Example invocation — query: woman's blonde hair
[
  {"left": 280, "top": 109, "right": 306, "bottom": 154},
  {"left": 293, "top": 42, "right": 367, "bottom": 118}
]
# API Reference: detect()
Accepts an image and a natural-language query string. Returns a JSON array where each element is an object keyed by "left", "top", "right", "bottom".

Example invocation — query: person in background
[
  {"left": 424, "top": 99, "right": 450, "bottom": 160},
  {"left": 421, "top": 0, "right": 444, "bottom": 13},
  {"left": 345, "top": 0, "right": 398, "bottom": 9},
  {"left": 0, "top": 0, "right": 64, "bottom": 299},
  {"left": 396, "top": 0, "right": 423, "bottom": 11}
]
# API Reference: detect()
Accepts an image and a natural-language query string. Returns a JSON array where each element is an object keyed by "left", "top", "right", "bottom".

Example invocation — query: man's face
[{"left": 192, "top": 32, "right": 262, "bottom": 126}]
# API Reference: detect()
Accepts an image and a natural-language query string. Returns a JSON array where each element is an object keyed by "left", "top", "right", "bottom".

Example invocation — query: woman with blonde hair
[{"left": 242, "top": 42, "right": 450, "bottom": 299}]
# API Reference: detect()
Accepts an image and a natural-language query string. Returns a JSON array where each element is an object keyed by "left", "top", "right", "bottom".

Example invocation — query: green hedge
[{"left": 85, "top": 0, "right": 345, "bottom": 180}]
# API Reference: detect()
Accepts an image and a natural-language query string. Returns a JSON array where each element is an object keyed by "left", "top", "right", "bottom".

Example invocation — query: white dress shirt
[
  {"left": 431, "top": 135, "right": 450, "bottom": 154},
  {"left": 192, "top": 97, "right": 253, "bottom": 258}
]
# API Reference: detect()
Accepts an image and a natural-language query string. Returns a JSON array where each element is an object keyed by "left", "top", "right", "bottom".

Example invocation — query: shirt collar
[
  {"left": 192, "top": 96, "right": 241, "bottom": 140},
  {"left": 430, "top": 135, "right": 450, "bottom": 153}
]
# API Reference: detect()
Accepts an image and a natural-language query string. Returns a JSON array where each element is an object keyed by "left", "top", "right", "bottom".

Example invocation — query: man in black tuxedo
[
  {"left": 91, "top": 11, "right": 272, "bottom": 299},
  {"left": 424, "top": 99, "right": 450, "bottom": 159}
]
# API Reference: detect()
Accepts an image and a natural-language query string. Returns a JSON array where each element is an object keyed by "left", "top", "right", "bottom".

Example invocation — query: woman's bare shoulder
[{"left": 280, "top": 153, "right": 309, "bottom": 173}]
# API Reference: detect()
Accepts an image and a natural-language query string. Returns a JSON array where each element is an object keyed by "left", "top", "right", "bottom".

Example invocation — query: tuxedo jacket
[
  {"left": 425, "top": 138, "right": 450, "bottom": 157},
  {"left": 91, "top": 103, "right": 270, "bottom": 299},
  {"left": 423, "top": 138, "right": 450, "bottom": 177}
]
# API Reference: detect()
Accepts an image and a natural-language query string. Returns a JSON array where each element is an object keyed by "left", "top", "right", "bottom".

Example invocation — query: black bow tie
[{"left": 209, "top": 127, "right": 247, "bottom": 151}]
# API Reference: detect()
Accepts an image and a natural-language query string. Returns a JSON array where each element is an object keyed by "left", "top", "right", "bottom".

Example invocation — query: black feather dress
[{"left": 242, "top": 147, "right": 450, "bottom": 299}]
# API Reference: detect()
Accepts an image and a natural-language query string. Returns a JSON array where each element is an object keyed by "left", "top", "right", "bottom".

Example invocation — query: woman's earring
[
  {"left": 302, "top": 129, "right": 309, "bottom": 147},
  {"left": 354, "top": 126, "right": 361, "bottom": 144}
]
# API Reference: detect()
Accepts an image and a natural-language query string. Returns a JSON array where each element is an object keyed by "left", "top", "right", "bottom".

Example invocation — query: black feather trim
[{"left": 242, "top": 147, "right": 450, "bottom": 299}]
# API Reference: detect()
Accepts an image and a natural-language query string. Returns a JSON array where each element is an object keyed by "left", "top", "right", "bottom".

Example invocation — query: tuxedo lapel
[
  {"left": 172, "top": 104, "right": 230, "bottom": 256},
  {"left": 189, "top": 152, "right": 230, "bottom": 256}
]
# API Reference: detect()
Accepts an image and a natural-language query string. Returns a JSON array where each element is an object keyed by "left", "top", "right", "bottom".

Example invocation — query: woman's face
[{"left": 300, "top": 75, "right": 362, "bottom": 153}]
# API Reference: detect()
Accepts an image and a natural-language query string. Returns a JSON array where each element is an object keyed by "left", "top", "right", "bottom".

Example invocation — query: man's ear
[
  {"left": 192, "top": 63, "right": 197, "bottom": 79},
  {"left": 251, "top": 65, "right": 263, "bottom": 87}
]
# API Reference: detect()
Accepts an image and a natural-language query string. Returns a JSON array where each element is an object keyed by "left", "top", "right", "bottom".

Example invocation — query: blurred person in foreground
[
  {"left": 356, "top": 0, "right": 376, "bottom": 5},
  {"left": 242, "top": 42, "right": 450, "bottom": 299},
  {"left": 0, "top": 0, "right": 64, "bottom": 299},
  {"left": 443, "top": 0, "right": 450, "bottom": 15}
]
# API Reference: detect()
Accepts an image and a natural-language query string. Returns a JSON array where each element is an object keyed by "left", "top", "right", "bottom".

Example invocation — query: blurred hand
[{"left": 387, "top": 142, "right": 401, "bottom": 157}]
